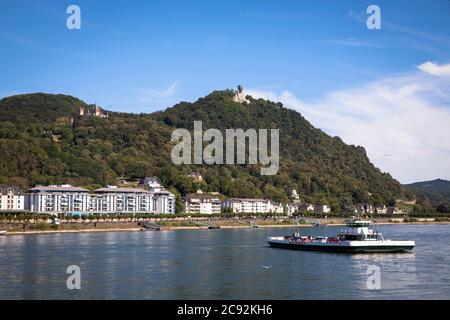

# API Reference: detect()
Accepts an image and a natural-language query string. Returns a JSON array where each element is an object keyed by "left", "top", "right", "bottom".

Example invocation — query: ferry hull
[{"left": 267, "top": 239, "right": 415, "bottom": 253}]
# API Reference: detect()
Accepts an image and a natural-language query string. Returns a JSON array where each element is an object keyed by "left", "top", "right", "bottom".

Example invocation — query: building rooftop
[
  {"left": 28, "top": 185, "right": 89, "bottom": 193},
  {"left": 155, "top": 190, "right": 175, "bottom": 197},
  {"left": 186, "top": 193, "right": 221, "bottom": 200},
  {"left": 0, "top": 185, "right": 23, "bottom": 195},
  {"left": 94, "top": 186, "right": 151, "bottom": 194},
  {"left": 142, "top": 176, "right": 161, "bottom": 184},
  {"left": 226, "top": 198, "right": 271, "bottom": 203}
]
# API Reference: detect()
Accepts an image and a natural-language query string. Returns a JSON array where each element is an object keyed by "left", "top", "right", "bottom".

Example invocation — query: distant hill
[
  {"left": 0, "top": 93, "right": 83, "bottom": 125},
  {"left": 404, "top": 179, "right": 450, "bottom": 205},
  {"left": 0, "top": 90, "right": 407, "bottom": 211}
]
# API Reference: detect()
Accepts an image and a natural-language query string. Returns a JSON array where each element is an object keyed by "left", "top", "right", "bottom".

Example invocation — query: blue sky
[
  {"left": 1, "top": 0, "right": 448, "bottom": 111},
  {"left": 1, "top": 0, "right": 450, "bottom": 183}
]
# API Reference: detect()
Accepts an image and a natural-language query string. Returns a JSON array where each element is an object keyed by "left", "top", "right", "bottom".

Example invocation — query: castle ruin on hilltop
[
  {"left": 233, "top": 85, "right": 250, "bottom": 104},
  {"left": 79, "top": 105, "right": 108, "bottom": 118}
]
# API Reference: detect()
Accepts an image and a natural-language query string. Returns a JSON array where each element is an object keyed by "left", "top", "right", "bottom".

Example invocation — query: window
[{"left": 7, "top": 189, "right": 14, "bottom": 209}]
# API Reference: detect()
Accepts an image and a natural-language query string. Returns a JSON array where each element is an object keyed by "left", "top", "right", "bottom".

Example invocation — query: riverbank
[
  {"left": 1, "top": 217, "right": 449, "bottom": 235},
  {"left": 0, "top": 222, "right": 305, "bottom": 235}
]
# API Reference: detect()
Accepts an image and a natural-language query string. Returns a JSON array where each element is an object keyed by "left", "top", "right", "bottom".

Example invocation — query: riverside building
[
  {"left": 26, "top": 185, "right": 90, "bottom": 213},
  {"left": 222, "top": 198, "right": 273, "bottom": 214},
  {"left": 25, "top": 184, "right": 176, "bottom": 214},
  {"left": 141, "top": 177, "right": 176, "bottom": 214},
  {"left": 0, "top": 185, "right": 25, "bottom": 211},
  {"left": 184, "top": 193, "right": 222, "bottom": 214},
  {"left": 92, "top": 186, "right": 153, "bottom": 213}
]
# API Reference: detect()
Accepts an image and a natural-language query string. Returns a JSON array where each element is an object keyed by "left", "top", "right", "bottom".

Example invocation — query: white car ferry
[{"left": 267, "top": 219, "right": 415, "bottom": 253}]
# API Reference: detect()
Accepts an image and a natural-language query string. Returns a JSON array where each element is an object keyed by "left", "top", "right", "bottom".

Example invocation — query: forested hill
[
  {"left": 0, "top": 90, "right": 406, "bottom": 211},
  {"left": 0, "top": 93, "right": 83, "bottom": 125},
  {"left": 404, "top": 179, "right": 450, "bottom": 205}
]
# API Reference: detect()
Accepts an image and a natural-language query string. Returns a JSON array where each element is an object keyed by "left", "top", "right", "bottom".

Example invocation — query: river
[{"left": 0, "top": 224, "right": 449, "bottom": 299}]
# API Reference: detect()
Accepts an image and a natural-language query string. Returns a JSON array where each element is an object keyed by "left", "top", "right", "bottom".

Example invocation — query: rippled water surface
[{"left": 0, "top": 224, "right": 449, "bottom": 299}]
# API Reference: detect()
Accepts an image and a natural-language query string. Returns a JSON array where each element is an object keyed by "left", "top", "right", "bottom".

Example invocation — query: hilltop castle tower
[{"left": 233, "top": 85, "right": 250, "bottom": 104}]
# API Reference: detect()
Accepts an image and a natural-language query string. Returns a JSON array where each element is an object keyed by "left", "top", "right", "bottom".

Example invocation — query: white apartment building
[
  {"left": 184, "top": 194, "right": 222, "bottom": 214},
  {"left": 0, "top": 185, "right": 25, "bottom": 211},
  {"left": 222, "top": 198, "right": 273, "bottom": 214},
  {"left": 154, "top": 190, "right": 176, "bottom": 214},
  {"left": 93, "top": 186, "right": 175, "bottom": 214},
  {"left": 26, "top": 185, "right": 90, "bottom": 213},
  {"left": 25, "top": 184, "right": 176, "bottom": 214},
  {"left": 142, "top": 177, "right": 176, "bottom": 214},
  {"left": 93, "top": 186, "right": 153, "bottom": 213}
]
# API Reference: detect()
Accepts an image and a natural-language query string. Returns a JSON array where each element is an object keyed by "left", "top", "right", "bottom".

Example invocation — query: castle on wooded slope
[
  {"left": 233, "top": 85, "right": 250, "bottom": 104},
  {"left": 78, "top": 105, "right": 108, "bottom": 118}
]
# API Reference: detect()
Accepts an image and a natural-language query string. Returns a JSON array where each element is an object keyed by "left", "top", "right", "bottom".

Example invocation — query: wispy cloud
[
  {"left": 348, "top": 9, "right": 366, "bottom": 24},
  {"left": 247, "top": 62, "right": 450, "bottom": 183},
  {"left": 417, "top": 61, "right": 450, "bottom": 77},
  {"left": 136, "top": 79, "right": 180, "bottom": 103},
  {"left": 160, "top": 79, "right": 179, "bottom": 98},
  {"left": 125, "top": 79, "right": 181, "bottom": 111}
]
